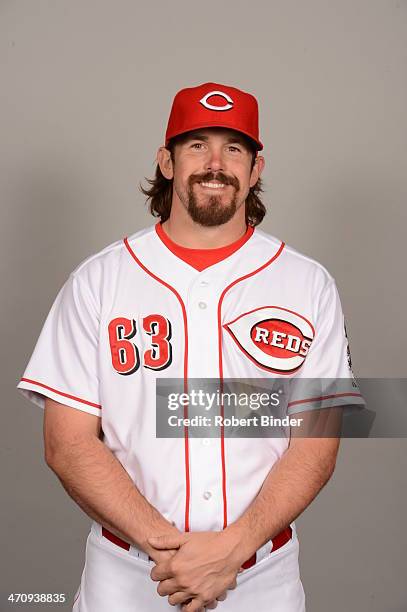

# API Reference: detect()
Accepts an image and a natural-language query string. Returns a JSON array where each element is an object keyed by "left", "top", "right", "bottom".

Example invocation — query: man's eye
[
  {"left": 228, "top": 146, "right": 241, "bottom": 152},
  {"left": 191, "top": 143, "right": 204, "bottom": 149}
]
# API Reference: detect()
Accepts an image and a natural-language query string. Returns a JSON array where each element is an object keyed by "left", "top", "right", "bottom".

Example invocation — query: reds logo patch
[
  {"left": 199, "top": 90, "right": 234, "bottom": 111},
  {"left": 223, "top": 306, "right": 315, "bottom": 374}
]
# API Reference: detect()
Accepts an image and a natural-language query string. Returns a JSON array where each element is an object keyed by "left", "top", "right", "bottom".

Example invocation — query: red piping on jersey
[
  {"left": 123, "top": 237, "right": 191, "bottom": 532},
  {"left": 19, "top": 378, "right": 102, "bottom": 409},
  {"left": 287, "top": 392, "right": 363, "bottom": 408},
  {"left": 217, "top": 241, "right": 286, "bottom": 529}
]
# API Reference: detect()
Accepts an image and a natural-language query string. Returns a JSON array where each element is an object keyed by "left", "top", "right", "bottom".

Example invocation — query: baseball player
[{"left": 17, "top": 82, "right": 365, "bottom": 612}]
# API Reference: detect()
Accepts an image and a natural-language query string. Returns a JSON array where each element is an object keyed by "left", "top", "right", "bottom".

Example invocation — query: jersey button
[
  {"left": 199, "top": 280, "right": 209, "bottom": 287},
  {"left": 198, "top": 301, "right": 207, "bottom": 309},
  {"left": 203, "top": 491, "right": 212, "bottom": 500},
  {"left": 202, "top": 438, "right": 211, "bottom": 446}
]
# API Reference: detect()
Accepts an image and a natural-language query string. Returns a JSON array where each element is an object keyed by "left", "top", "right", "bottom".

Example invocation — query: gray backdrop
[{"left": 2, "top": 0, "right": 406, "bottom": 610}]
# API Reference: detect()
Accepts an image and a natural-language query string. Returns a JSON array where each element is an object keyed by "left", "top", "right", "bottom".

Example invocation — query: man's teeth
[{"left": 200, "top": 182, "right": 225, "bottom": 189}]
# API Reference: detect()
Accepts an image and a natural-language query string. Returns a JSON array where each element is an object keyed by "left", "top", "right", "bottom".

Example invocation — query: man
[{"left": 17, "top": 82, "right": 365, "bottom": 611}]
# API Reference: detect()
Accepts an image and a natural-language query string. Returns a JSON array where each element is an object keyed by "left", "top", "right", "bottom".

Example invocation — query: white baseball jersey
[{"left": 17, "top": 222, "right": 365, "bottom": 535}]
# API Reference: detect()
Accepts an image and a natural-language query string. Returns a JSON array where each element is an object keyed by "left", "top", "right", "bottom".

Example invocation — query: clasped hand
[{"left": 148, "top": 530, "right": 243, "bottom": 611}]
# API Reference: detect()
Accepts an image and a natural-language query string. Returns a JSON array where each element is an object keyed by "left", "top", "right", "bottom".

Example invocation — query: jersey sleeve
[
  {"left": 16, "top": 272, "right": 102, "bottom": 417},
  {"left": 287, "top": 278, "right": 366, "bottom": 415}
]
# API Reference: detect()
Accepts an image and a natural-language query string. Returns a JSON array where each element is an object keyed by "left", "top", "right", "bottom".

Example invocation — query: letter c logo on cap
[{"left": 199, "top": 90, "right": 234, "bottom": 111}]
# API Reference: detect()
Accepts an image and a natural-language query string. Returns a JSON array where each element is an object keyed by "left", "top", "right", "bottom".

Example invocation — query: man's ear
[
  {"left": 157, "top": 146, "right": 174, "bottom": 180},
  {"left": 249, "top": 155, "right": 265, "bottom": 188}
]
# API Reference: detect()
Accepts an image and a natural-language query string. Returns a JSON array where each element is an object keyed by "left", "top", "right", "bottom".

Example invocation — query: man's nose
[{"left": 205, "top": 148, "right": 224, "bottom": 172}]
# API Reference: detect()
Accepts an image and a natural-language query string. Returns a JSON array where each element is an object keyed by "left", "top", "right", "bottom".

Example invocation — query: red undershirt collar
[{"left": 155, "top": 222, "right": 255, "bottom": 271}]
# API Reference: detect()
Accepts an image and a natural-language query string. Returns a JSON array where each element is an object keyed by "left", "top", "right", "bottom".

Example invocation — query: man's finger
[
  {"left": 206, "top": 600, "right": 218, "bottom": 609},
  {"left": 228, "top": 578, "right": 237, "bottom": 590},
  {"left": 168, "top": 591, "right": 193, "bottom": 606},
  {"left": 181, "top": 597, "right": 205, "bottom": 612},
  {"left": 148, "top": 534, "right": 184, "bottom": 550},
  {"left": 150, "top": 563, "right": 173, "bottom": 582},
  {"left": 156, "top": 578, "right": 181, "bottom": 597},
  {"left": 216, "top": 591, "right": 228, "bottom": 601}
]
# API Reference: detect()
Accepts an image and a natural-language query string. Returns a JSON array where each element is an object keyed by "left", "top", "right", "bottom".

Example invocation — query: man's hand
[{"left": 148, "top": 530, "right": 243, "bottom": 611}]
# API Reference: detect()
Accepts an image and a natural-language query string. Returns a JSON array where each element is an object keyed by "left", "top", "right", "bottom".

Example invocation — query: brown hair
[{"left": 140, "top": 132, "right": 266, "bottom": 226}]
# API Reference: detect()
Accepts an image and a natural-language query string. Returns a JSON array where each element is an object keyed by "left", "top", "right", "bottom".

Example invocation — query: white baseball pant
[{"left": 72, "top": 522, "right": 305, "bottom": 611}]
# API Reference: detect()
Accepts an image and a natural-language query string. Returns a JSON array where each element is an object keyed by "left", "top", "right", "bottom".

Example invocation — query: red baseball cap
[{"left": 165, "top": 82, "right": 263, "bottom": 151}]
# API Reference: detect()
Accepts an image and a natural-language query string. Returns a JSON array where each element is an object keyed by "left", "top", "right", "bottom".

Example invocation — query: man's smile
[
  {"left": 195, "top": 180, "right": 233, "bottom": 191},
  {"left": 199, "top": 182, "right": 226, "bottom": 189}
]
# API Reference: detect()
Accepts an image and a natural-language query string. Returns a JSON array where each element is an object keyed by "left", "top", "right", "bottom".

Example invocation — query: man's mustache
[{"left": 188, "top": 172, "right": 239, "bottom": 190}]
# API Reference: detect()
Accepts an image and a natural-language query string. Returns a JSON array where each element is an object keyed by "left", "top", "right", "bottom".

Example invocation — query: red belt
[
  {"left": 240, "top": 525, "right": 292, "bottom": 569},
  {"left": 102, "top": 525, "right": 292, "bottom": 568},
  {"left": 102, "top": 527, "right": 151, "bottom": 557}
]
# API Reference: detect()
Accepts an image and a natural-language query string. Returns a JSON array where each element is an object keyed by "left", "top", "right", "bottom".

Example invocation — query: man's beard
[{"left": 176, "top": 171, "right": 241, "bottom": 228}]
